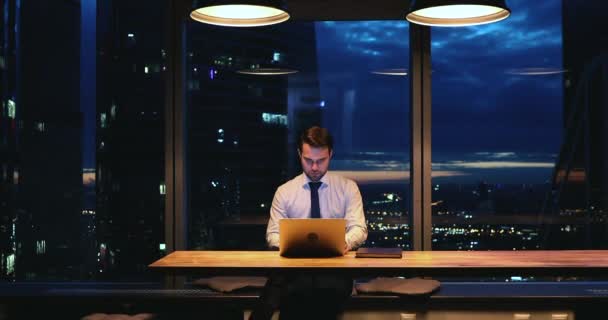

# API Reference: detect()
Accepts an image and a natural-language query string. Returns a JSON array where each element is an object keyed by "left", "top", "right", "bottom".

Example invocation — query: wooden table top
[{"left": 149, "top": 250, "right": 608, "bottom": 277}]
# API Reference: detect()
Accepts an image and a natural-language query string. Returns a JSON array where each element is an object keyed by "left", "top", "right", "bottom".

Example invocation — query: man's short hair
[{"left": 299, "top": 126, "right": 333, "bottom": 153}]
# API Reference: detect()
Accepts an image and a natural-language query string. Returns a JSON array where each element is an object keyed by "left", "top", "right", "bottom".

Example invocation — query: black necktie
[{"left": 309, "top": 182, "right": 322, "bottom": 219}]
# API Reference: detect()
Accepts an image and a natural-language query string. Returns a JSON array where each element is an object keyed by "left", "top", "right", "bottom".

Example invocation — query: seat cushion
[{"left": 355, "top": 277, "right": 440, "bottom": 296}]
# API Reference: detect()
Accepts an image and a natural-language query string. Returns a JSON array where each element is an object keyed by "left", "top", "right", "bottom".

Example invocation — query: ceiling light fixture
[
  {"left": 190, "top": 0, "right": 290, "bottom": 27},
  {"left": 506, "top": 68, "right": 568, "bottom": 76},
  {"left": 406, "top": 0, "right": 511, "bottom": 27},
  {"left": 371, "top": 69, "right": 408, "bottom": 76},
  {"left": 236, "top": 68, "right": 298, "bottom": 75}
]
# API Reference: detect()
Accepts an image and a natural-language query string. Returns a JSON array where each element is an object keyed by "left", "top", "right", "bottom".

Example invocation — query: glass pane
[
  {"left": 185, "top": 20, "right": 411, "bottom": 251},
  {"left": 0, "top": 0, "right": 166, "bottom": 281},
  {"left": 431, "top": 0, "right": 607, "bottom": 251}
]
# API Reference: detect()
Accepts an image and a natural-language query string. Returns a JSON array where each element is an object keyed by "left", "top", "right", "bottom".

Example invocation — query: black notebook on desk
[{"left": 355, "top": 247, "right": 402, "bottom": 258}]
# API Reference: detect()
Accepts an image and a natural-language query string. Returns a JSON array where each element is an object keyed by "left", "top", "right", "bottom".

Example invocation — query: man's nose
[{"left": 311, "top": 162, "right": 318, "bottom": 170}]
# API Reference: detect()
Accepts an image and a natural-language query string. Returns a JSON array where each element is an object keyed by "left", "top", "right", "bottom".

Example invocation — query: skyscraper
[
  {"left": 95, "top": 0, "right": 165, "bottom": 279},
  {"left": 186, "top": 22, "right": 320, "bottom": 250},
  {"left": 0, "top": 0, "right": 19, "bottom": 281},
  {"left": 14, "top": 0, "right": 83, "bottom": 280}
]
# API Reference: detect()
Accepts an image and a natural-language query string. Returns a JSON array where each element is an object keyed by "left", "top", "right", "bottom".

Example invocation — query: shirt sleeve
[
  {"left": 266, "top": 187, "right": 287, "bottom": 249},
  {"left": 344, "top": 180, "right": 368, "bottom": 250}
]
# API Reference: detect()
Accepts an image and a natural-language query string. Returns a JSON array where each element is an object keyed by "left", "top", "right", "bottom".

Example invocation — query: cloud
[
  {"left": 332, "top": 170, "right": 468, "bottom": 184},
  {"left": 434, "top": 151, "right": 556, "bottom": 169},
  {"left": 316, "top": 21, "right": 409, "bottom": 61},
  {"left": 83, "top": 172, "right": 96, "bottom": 186},
  {"left": 435, "top": 160, "right": 553, "bottom": 169},
  {"left": 474, "top": 152, "right": 517, "bottom": 159},
  {"left": 332, "top": 159, "right": 409, "bottom": 171}
]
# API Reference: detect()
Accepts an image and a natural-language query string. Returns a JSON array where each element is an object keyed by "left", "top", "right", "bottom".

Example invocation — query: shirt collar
[{"left": 301, "top": 172, "right": 330, "bottom": 188}]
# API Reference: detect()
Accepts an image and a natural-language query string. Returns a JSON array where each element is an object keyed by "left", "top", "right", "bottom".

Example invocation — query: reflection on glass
[
  {"left": 186, "top": 20, "right": 411, "bottom": 251},
  {"left": 430, "top": 0, "right": 607, "bottom": 251}
]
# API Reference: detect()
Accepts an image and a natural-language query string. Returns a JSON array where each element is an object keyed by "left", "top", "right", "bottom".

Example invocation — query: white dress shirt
[{"left": 266, "top": 172, "right": 368, "bottom": 250}]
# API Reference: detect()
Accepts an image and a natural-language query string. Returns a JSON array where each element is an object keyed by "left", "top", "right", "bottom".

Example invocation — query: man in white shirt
[
  {"left": 251, "top": 126, "right": 367, "bottom": 320},
  {"left": 266, "top": 128, "right": 367, "bottom": 251}
]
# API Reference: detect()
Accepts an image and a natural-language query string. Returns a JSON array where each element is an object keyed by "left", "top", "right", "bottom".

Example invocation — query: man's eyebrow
[{"left": 303, "top": 156, "right": 328, "bottom": 161}]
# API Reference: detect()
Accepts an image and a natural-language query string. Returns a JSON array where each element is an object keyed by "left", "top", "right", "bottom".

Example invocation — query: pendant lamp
[
  {"left": 406, "top": 0, "right": 510, "bottom": 27},
  {"left": 190, "top": 0, "right": 290, "bottom": 27}
]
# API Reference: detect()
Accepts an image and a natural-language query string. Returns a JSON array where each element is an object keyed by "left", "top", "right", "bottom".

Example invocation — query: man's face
[{"left": 299, "top": 143, "right": 332, "bottom": 182}]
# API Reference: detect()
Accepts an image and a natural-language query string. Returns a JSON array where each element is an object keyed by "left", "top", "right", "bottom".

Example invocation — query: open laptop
[{"left": 279, "top": 218, "right": 346, "bottom": 257}]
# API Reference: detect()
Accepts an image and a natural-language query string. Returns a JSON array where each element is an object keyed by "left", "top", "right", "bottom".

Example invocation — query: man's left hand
[{"left": 343, "top": 242, "right": 350, "bottom": 255}]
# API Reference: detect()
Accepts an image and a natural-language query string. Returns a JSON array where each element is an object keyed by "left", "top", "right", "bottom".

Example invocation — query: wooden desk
[{"left": 149, "top": 250, "right": 608, "bottom": 277}]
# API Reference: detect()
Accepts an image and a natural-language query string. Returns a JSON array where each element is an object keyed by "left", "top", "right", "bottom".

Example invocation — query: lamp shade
[
  {"left": 406, "top": 0, "right": 510, "bottom": 27},
  {"left": 190, "top": 0, "right": 290, "bottom": 27}
]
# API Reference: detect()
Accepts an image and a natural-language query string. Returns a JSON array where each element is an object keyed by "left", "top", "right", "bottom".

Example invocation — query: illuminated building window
[
  {"left": 213, "top": 55, "right": 233, "bottom": 68},
  {"left": 7, "top": 99, "right": 16, "bottom": 119},
  {"left": 209, "top": 68, "right": 218, "bottom": 80},
  {"left": 110, "top": 103, "right": 117, "bottom": 119},
  {"left": 126, "top": 33, "right": 136, "bottom": 47},
  {"left": 100, "top": 113, "right": 107, "bottom": 128},
  {"left": 217, "top": 128, "right": 224, "bottom": 143},
  {"left": 144, "top": 66, "right": 149, "bottom": 74},
  {"left": 273, "top": 52, "right": 282, "bottom": 63},
  {"left": 262, "top": 113, "right": 287, "bottom": 126},
  {"left": 6, "top": 254, "right": 15, "bottom": 275},
  {"left": 159, "top": 243, "right": 166, "bottom": 251},
  {"left": 36, "top": 240, "right": 46, "bottom": 255},
  {"left": 81, "top": 209, "right": 95, "bottom": 215},
  {"left": 188, "top": 80, "right": 200, "bottom": 90},
  {"left": 159, "top": 183, "right": 166, "bottom": 195},
  {"left": 35, "top": 122, "right": 45, "bottom": 132}
]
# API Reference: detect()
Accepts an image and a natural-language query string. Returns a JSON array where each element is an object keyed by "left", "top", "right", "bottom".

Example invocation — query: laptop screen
[{"left": 279, "top": 218, "right": 346, "bottom": 257}]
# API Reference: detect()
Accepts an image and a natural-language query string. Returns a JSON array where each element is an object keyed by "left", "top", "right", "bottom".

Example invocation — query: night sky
[
  {"left": 80, "top": 0, "right": 563, "bottom": 185},
  {"left": 81, "top": 0, "right": 96, "bottom": 171},
  {"left": 315, "top": 0, "right": 563, "bottom": 185}
]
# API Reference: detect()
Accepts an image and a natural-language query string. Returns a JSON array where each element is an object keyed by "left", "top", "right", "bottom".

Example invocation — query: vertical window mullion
[{"left": 409, "top": 24, "right": 432, "bottom": 251}]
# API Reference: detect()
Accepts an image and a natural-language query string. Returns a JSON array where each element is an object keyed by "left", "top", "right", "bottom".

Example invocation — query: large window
[
  {"left": 0, "top": 0, "right": 166, "bottom": 281},
  {"left": 2, "top": 0, "right": 607, "bottom": 285},
  {"left": 185, "top": 20, "right": 411, "bottom": 251},
  {"left": 430, "top": 0, "right": 607, "bottom": 250}
]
